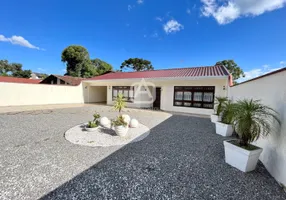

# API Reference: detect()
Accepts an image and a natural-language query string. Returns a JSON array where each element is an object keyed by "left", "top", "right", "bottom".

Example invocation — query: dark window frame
[
  {"left": 173, "top": 86, "right": 215, "bottom": 109},
  {"left": 112, "top": 86, "right": 134, "bottom": 102}
]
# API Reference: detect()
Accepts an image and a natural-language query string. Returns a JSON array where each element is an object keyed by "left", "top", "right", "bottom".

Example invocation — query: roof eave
[{"left": 83, "top": 75, "right": 229, "bottom": 83}]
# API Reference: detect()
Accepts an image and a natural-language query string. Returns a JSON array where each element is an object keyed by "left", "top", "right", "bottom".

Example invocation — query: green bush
[
  {"left": 214, "top": 96, "right": 228, "bottom": 116},
  {"left": 221, "top": 100, "right": 236, "bottom": 124},
  {"left": 233, "top": 99, "right": 281, "bottom": 147}
]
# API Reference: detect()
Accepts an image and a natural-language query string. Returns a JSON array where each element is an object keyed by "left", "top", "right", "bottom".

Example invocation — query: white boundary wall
[
  {"left": 229, "top": 70, "right": 286, "bottom": 186},
  {"left": 0, "top": 82, "right": 84, "bottom": 106}
]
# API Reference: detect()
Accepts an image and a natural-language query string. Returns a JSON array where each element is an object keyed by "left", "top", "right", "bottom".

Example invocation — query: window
[
  {"left": 112, "top": 86, "right": 134, "bottom": 102},
  {"left": 173, "top": 86, "right": 215, "bottom": 109}
]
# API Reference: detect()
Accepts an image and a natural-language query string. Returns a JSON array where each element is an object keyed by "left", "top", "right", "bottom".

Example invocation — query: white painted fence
[
  {"left": 0, "top": 82, "right": 84, "bottom": 106},
  {"left": 229, "top": 69, "right": 286, "bottom": 186}
]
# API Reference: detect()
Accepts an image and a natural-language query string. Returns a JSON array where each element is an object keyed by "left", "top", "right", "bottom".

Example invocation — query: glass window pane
[
  {"left": 175, "top": 101, "right": 182, "bottom": 106},
  {"left": 193, "top": 103, "right": 202, "bottom": 107},
  {"left": 184, "top": 102, "right": 191, "bottom": 107},
  {"left": 175, "top": 91, "right": 183, "bottom": 100},
  {"left": 183, "top": 92, "right": 192, "bottom": 100},
  {"left": 203, "top": 103, "right": 213, "bottom": 108},
  {"left": 113, "top": 90, "right": 118, "bottom": 97},
  {"left": 193, "top": 92, "right": 203, "bottom": 101},
  {"left": 203, "top": 92, "right": 213, "bottom": 102},
  {"left": 123, "top": 90, "right": 128, "bottom": 98}
]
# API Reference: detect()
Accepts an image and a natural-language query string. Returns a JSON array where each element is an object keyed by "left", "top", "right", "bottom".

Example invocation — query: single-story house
[
  {"left": 83, "top": 65, "right": 232, "bottom": 115},
  {"left": 40, "top": 75, "right": 84, "bottom": 86},
  {"left": 30, "top": 72, "right": 47, "bottom": 80}
]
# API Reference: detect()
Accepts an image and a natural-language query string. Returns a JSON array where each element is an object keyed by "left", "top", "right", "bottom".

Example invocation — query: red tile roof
[
  {"left": 53, "top": 75, "right": 84, "bottom": 86},
  {"left": 0, "top": 76, "right": 41, "bottom": 84},
  {"left": 87, "top": 65, "right": 230, "bottom": 81}
]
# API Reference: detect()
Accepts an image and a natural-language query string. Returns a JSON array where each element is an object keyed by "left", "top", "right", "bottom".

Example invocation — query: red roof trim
[{"left": 0, "top": 76, "right": 41, "bottom": 84}]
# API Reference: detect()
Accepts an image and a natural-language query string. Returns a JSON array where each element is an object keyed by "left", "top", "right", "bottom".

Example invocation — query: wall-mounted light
[
  {"left": 223, "top": 86, "right": 226, "bottom": 90},
  {"left": 85, "top": 86, "right": 87, "bottom": 89},
  {"left": 108, "top": 86, "right": 111, "bottom": 90}
]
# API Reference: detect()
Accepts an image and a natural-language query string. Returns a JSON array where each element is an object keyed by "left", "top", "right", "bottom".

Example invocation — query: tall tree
[
  {"left": 0, "top": 60, "right": 31, "bottom": 78},
  {"left": 61, "top": 45, "right": 93, "bottom": 77},
  {"left": 120, "top": 58, "right": 154, "bottom": 71},
  {"left": 215, "top": 60, "right": 245, "bottom": 83},
  {"left": 91, "top": 58, "right": 113, "bottom": 75}
]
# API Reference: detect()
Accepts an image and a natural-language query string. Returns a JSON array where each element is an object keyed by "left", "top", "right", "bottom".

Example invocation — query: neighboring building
[
  {"left": 40, "top": 75, "right": 84, "bottom": 86},
  {"left": 0, "top": 76, "right": 41, "bottom": 84},
  {"left": 30, "top": 72, "right": 48, "bottom": 80},
  {"left": 83, "top": 65, "right": 232, "bottom": 115}
]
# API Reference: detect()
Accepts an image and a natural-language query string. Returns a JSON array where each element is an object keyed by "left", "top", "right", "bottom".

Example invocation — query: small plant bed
[
  {"left": 85, "top": 112, "right": 101, "bottom": 132},
  {"left": 65, "top": 122, "right": 150, "bottom": 147}
]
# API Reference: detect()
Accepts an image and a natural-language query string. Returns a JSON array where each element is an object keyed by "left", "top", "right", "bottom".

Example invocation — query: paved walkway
[{"left": 0, "top": 106, "right": 285, "bottom": 199}]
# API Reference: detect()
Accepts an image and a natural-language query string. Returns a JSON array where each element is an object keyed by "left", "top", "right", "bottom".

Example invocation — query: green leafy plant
[
  {"left": 87, "top": 112, "right": 101, "bottom": 128},
  {"left": 87, "top": 121, "right": 98, "bottom": 128},
  {"left": 233, "top": 99, "right": 281, "bottom": 147},
  {"left": 112, "top": 115, "right": 128, "bottom": 127},
  {"left": 113, "top": 93, "right": 126, "bottom": 114},
  {"left": 221, "top": 100, "right": 236, "bottom": 124},
  {"left": 214, "top": 96, "right": 228, "bottom": 116}
]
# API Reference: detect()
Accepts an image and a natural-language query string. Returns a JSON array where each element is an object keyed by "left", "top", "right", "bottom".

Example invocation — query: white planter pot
[
  {"left": 215, "top": 122, "right": 233, "bottom": 137},
  {"left": 223, "top": 140, "right": 263, "bottom": 172},
  {"left": 211, "top": 114, "right": 221, "bottom": 123},
  {"left": 114, "top": 125, "right": 129, "bottom": 137},
  {"left": 85, "top": 126, "right": 99, "bottom": 132}
]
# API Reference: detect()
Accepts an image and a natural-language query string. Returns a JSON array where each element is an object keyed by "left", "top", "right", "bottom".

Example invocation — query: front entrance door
[{"left": 153, "top": 87, "right": 161, "bottom": 110}]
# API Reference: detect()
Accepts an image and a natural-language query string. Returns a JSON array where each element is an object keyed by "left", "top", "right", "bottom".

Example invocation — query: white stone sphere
[
  {"left": 122, "top": 114, "right": 131, "bottom": 124},
  {"left": 130, "top": 119, "right": 139, "bottom": 128},
  {"left": 100, "top": 117, "right": 110, "bottom": 127}
]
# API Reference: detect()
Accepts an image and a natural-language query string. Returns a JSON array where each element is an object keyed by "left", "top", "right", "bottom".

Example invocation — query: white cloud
[
  {"left": 187, "top": 8, "right": 191, "bottom": 14},
  {"left": 137, "top": 0, "right": 144, "bottom": 4},
  {"left": 237, "top": 64, "right": 283, "bottom": 83},
  {"left": 0, "top": 34, "right": 43, "bottom": 50},
  {"left": 155, "top": 17, "right": 163, "bottom": 21},
  {"left": 280, "top": 61, "right": 286, "bottom": 67},
  {"left": 163, "top": 20, "right": 184, "bottom": 34},
  {"left": 201, "top": 0, "right": 286, "bottom": 24}
]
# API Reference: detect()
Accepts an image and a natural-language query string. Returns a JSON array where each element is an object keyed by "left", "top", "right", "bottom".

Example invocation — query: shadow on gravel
[{"left": 40, "top": 115, "right": 286, "bottom": 200}]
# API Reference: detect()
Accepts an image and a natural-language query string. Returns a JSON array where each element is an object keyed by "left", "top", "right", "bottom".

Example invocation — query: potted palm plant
[
  {"left": 85, "top": 112, "right": 101, "bottom": 132},
  {"left": 113, "top": 93, "right": 129, "bottom": 136},
  {"left": 211, "top": 96, "right": 228, "bottom": 123},
  {"left": 215, "top": 100, "right": 235, "bottom": 137},
  {"left": 224, "top": 99, "right": 280, "bottom": 172}
]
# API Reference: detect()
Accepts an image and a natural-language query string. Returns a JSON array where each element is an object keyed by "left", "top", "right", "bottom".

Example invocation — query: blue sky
[{"left": 0, "top": 0, "right": 286, "bottom": 81}]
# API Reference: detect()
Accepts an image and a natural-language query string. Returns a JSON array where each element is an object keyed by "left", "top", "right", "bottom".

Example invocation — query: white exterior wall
[
  {"left": 229, "top": 70, "right": 286, "bottom": 186},
  {"left": 160, "top": 79, "right": 228, "bottom": 115},
  {"left": 0, "top": 82, "right": 84, "bottom": 106},
  {"left": 86, "top": 77, "right": 228, "bottom": 115}
]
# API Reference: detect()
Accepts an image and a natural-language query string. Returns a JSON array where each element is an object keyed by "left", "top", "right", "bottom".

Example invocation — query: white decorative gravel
[{"left": 65, "top": 123, "right": 150, "bottom": 147}]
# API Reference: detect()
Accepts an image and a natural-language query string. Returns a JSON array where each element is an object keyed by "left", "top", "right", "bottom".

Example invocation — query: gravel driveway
[{"left": 0, "top": 105, "right": 285, "bottom": 200}]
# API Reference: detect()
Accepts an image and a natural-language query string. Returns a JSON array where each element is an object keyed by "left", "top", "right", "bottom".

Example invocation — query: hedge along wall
[
  {"left": 229, "top": 69, "right": 286, "bottom": 186},
  {"left": 0, "top": 82, "right": 84, "bottom": 106}
]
